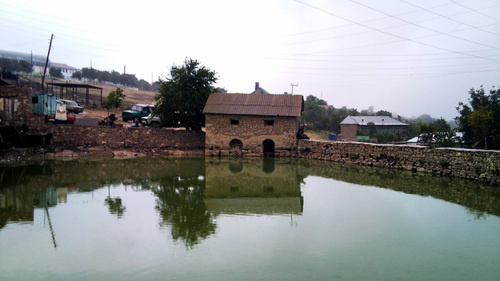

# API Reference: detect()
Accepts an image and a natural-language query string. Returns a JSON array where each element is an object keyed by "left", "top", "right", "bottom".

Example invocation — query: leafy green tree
[
  {"left": 214, "top": 87, "right": 227, "bottom": 93},
  {"left": 456, "top": 87, "right": 500, "bottom": 149},
  {"left": 367, "top": 122, "right": 377, "bottom": 136},
  {"left": 100, "top": 70, "right": 111, "bottom": 83},
  {"left": 376, "top": 110, "right": 393, "bottom": 117},
  {"left": 138, "top": 79, "right": 155, "bottom": 91},
  {"left": 154, "top": 58, "right": 218, "bottom": 130},
  {"left": 302, "top": 95, "right": 363, "bottom": 133},
  {"left": 111, "top": 70, "right": 121, "bottom": 84},
  {"left": 0, "top": 58, "right": 32, "bottom": 73},
  {"left": 102, "top": 87, "right": 126, "bottom": 116},
  {"left": 71, "top": 71, "right": 82, "bottom": 80},
  {"left": 375, "top": 131, "right": 398, "bottom": 143},
  {"left": 434, "top": 131, "right": 456, "bottom": 147},
  {"left": 433, "top": 118, "right": 451, "bottom": 132},
  {"left": 119, "top": 73, "right": 139, "bottom": 87},
  {"left": 416, "top": 118, "right": 454, "bottom": 147},
  {"left": 49, "top": 67, "right": 63, "bottom": 79},
  {"left": 302, "top": 95, "right": 328, "bottom": 130},
  {"left": 81, "top": 67, "right": 98, "bottom": 81}
]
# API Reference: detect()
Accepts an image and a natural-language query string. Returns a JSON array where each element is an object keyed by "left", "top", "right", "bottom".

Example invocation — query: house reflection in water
[{"left": 204, "top": 158, "right": 304, "bottom": 215}]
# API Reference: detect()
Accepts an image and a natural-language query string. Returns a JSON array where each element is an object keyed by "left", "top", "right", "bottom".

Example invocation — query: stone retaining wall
[
  {"left": 25, "top": 116, "right": 205, "bottom": 152},
  {"left": 297, "top": 140, "right": 500, "bottom": 184},
  {"left": 53, "top": 125, "right": 205, "bottom": 151}
]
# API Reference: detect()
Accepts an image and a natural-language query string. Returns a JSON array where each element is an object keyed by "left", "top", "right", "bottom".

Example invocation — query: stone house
[
  {"left": 340, "top": 115, "right": 409, "bottom": 141},
  {"left": 0, "top": 83, "right": 32, "bottom": 127},
  {"left": 203, "top": 92, "right": 304, "bottom": 156}
]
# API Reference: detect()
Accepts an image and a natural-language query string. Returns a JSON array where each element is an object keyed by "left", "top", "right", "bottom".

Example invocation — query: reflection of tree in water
[
  {"left": 467, "top": 208, "right": 488, "bottom": 220},
  {"left": 153, "top": 175, "right": 215, "bottom": 249},
  {"left": 105, "top": 197, "right": 126, "bottom": 218},
  {"left": 105, "top": 186, "right": 126, "bottom": 218}
]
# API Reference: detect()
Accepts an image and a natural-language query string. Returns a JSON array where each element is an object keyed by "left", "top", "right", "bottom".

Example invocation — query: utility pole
[
  {"left": 41, "top": 34, "right": 53, "bottom": 92},
  {"left": 291, "top": 83, "right": 298, "bottom": 95}
]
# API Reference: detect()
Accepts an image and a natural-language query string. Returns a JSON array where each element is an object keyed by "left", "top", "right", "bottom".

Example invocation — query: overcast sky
[{"left": 1, "top": 0, "right": 499, "bottom": 120}]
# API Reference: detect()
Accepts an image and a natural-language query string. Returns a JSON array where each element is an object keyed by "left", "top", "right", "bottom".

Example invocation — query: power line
[
  {"left": 294, "top": 0, "right": 500, "bottom": 62},
  {"left": 347, "top": 0, "right": 500, "bottom": 50},
  {"left": 449, "top": 0, "right": 500, "bottom": 22},
  {"left": 400, "top": 0, "right": 500, "bottom": 36},
  {"left": 285, "top": 3, "right": 500, "bottom": 50},
  {"left": 286, "top": 0, "right": 469, "bottom": 38}
]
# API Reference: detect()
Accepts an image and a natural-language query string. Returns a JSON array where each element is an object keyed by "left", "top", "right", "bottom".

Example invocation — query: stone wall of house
[
  {"left": 297, "top": 140, "right": 500, "bottom": 184},
  {"left": 205, "top": 114, "right": 298, "bottom": 156},
  {"left": 25, "top": 116, "right": 205, "bottom": 152},
  {"left": 340, "top": 124, "right": 357, "bottom": 141},
  {"left": 0, "top": 86, "right": 32, "bottom": 127}
]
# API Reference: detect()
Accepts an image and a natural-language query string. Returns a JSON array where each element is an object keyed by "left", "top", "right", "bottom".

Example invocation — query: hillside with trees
[
  {"left": 0, "top": 57, "right": 32, "bottom": 73},
  {"left": 72, "top": 67, "right": 157, "bottom": 92}
]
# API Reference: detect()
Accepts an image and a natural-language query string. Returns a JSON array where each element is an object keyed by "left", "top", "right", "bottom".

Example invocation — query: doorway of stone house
[
  {"left": 262, "top": 139, "right": 275, "bottom": 157},
  {"left": 229, "top": 139, "right": 243, "bottom": 155}
]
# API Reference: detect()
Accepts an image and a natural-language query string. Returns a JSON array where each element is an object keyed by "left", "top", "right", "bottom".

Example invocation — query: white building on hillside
[{"left": 50, "top": 62, "right": 79, "bottom": 80}]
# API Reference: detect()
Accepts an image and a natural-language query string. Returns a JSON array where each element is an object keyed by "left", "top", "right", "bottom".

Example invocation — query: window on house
[
  {"left": 264, "top": 186, "right": 274, "bottom": 193},
  {"left": 230, "top": 119, "right": 239, "bottom": 125},
  {"left": 264, "top": 120, "right": 274, "bottom": 126}
]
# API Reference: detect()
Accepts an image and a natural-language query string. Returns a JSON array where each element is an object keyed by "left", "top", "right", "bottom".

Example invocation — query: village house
[
  {"left": 0, "top": 83, "right": 32, "bottom": 128},
  {"left": 203, "top": 86, "right": 304, "bottom": 157},
  {"left": 340, "top": 115, "right": 409, "bottom": 142},
  {"left": 50, "top": 62, "right": 79, "bottom": 80}
]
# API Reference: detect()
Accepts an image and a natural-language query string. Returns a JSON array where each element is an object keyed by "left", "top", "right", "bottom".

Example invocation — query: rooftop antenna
[
  {"left": 291, "top": 83, "right": 298, "bottom": 95},
  {"left": 41, "top": 34, "right": 54, "bottom": 92}
]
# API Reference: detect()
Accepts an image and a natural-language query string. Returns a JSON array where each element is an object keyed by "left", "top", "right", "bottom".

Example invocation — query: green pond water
[{"left": 0, "top": 157, "right": 499, "bottom": 281}]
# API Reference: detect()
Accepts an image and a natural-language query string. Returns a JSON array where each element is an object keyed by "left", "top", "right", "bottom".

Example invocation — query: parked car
[
  {"left": 142, "top": 114, "right": 161, "bottom": 128},
  {"left": 57, "top": 99, "right": 84, "bottom": 114},
  {"left": 122, "top": 104, "right": 154, "bottom": 123}
]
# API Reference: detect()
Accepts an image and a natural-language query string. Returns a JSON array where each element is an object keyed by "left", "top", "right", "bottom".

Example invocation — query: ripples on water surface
[{"left": 0, "top": 157, "right": 499, "bottom": 281}]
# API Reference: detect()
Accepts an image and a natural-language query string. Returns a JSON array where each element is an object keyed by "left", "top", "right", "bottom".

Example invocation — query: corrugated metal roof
[
  {"left": 50, "top": 62, "right": 78, "bottom": 70},
  {"left": 340, "top": 115, "right": 408, "bottom": 126},
  {"left": 203, "top": 93, "right": 303, "bottom": 117}
]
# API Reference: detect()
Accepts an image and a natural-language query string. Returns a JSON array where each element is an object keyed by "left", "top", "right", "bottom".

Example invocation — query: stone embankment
[
  {"left": 23, "top": 116, "right": 205, "bottom": 155},
  {"left": 297, "top": 140, "right": 500, "bottom": 185},
  {"left": 49, "top": 125, "right": 205, "bottom": 152}
]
